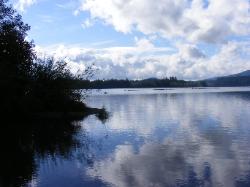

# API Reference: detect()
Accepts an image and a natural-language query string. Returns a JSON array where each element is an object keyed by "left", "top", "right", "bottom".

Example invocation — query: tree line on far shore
[{"left": 71, "top": 77, "right": 207, "bottom": 89}]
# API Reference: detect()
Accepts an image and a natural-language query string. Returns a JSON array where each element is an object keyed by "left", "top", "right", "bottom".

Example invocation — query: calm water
[{"left": 1, "top": 88, "right": 250, "bottom": 187}]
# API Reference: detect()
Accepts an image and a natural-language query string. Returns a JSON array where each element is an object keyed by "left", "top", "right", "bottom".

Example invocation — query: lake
[{"left": 1, "top": 87, "right": 250, "bottom": 187}]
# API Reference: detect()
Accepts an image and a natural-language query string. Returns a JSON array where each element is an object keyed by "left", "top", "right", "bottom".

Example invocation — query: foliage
[
  {"left": 0, "top": 0, "right": 36, "bottom": 112},
  {"left": 23, "top": 58, "right": 86, "bottom": 112},
  {"left": 0, "top": 0, "right": 96, "bottom": 116}
]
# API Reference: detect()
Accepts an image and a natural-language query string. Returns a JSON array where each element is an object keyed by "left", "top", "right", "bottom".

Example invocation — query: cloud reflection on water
[{"left": 84, "top": 92, "right": 250, "bottom": 187}]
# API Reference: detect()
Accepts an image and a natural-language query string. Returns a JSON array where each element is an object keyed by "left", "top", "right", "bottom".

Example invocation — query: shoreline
[{"left": 3, "top": 107, "right": 108, "bottom": 121}]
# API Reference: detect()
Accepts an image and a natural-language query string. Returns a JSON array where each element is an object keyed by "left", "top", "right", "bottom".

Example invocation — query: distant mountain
[
  {"left": 204, "top": 70, "right": 250, "bottom": 87},
  {"left": 228, "top": 70, "right": 250, "bottom": 77}
]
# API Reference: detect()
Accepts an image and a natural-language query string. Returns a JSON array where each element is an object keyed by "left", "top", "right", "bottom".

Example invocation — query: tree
[
  {"left": 0, "top": 0, "right": 107, "bottom": 119},
  {"left": 0, "top": 0, "right": 35, "bottom": 112},
  {"left": 28, "top": 58, "right": 84, "bottom": 112}
]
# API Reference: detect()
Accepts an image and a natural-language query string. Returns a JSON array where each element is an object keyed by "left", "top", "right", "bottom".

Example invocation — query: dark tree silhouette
[
  {"left": 0, "top": 0, "right": 35, "bottom": 113},
  {"left": 0, "top": 0, "right": 107, "bottom": 118},
  {"left": 27, "top": 58, "right": 85, "bottom": 112}
]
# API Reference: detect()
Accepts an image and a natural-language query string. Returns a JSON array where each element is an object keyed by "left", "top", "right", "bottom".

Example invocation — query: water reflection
[
  {"left": 1, "top": 91, "right": 250, "bottom": 187},
  {"left": 0, "top": 120, "right": 91, "bottom": 187},
  {"left": 84, "top": 92, "right": 250, "bottom": 187}
]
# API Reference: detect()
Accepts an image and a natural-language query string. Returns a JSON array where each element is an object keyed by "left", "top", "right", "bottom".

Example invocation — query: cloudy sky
[{"left": 10, "top": 0, "right": 250, "bottom": 80}]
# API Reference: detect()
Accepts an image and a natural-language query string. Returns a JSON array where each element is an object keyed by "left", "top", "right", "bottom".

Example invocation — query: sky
[{"left": 10, "top": 0, "right": 250, "bottom": 80}]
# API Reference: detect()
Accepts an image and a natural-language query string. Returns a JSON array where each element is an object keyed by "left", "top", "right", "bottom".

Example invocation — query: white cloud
[
  {"left": 14, "top": 0, "right": 37, "bottom": 12},
  {"left": 12, "top": 0, "right": 250, "bottom": 79},
  {"left": 36, "top": 40, "right": 250, "bottom": 80},
  {"left": 81, "top": 18, "right": 94, "bottom": 29},
  {"left": 134, "top": 37, "right": 155, "bottom": 51},
  {"left": 79, "top": 0, "right": 250, "bottom": 44}
]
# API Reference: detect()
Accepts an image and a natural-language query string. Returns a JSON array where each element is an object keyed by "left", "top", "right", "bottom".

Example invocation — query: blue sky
[
  {"left": 10, "top": 0, "right": 250, "bottom": 80},
  {"left": 13, "top": 0, "right": 137, "bottom": 47}
]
